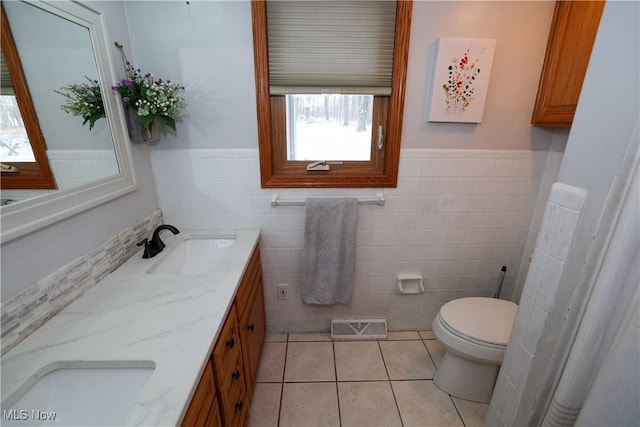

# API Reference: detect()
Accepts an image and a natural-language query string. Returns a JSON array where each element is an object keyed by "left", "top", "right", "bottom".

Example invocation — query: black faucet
[{"left": 137, "top": 224, "right": 180, "bottom": 259}]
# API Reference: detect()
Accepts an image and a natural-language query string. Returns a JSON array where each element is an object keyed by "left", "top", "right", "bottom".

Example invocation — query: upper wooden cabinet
[{"left": 531, "top": 1, "right": 605, "bottom": 127}]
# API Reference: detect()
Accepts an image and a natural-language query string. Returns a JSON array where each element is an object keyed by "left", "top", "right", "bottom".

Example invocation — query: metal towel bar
[{"left": 271, "top": 193, "right": 385, "bottom": 207}]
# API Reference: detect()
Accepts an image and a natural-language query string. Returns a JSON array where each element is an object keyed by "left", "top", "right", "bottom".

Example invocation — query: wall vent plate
[{"left": 331, "top": 319, "right": 387, "bottom": 340}]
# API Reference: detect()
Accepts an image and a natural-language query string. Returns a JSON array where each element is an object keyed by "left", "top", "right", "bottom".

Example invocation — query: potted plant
[
  {"left": 112, "top": 61, "right": 185, "bottom": 142},
  {"left": 55, "top": 76, "right": 105, "bottom": 130}
]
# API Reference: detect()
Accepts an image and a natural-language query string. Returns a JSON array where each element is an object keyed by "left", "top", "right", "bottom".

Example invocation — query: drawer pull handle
[
  {"left": 247, "top": 323, "right": 255, "bottom": 331},
  {"left": 232, "top": 370, "right": 240, "bottom": 381},
  {"left": 225, "top": 337, "right": 235, "bottom": 349},
  {"left": 235, "top": 400, "right": 243, "bottom": 411}
]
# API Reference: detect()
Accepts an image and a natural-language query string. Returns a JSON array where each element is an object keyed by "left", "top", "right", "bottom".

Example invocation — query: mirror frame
[{"left": 0, "top": 0, "right": 138, "bottom": 243}]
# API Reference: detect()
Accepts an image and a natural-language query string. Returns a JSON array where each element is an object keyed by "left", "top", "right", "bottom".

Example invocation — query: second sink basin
[
  {"left": 147, "top": 236, "right": 236, "bottom": 275},
  {"left": 2, "top": 361, "right": 155, "bottom": 426}
]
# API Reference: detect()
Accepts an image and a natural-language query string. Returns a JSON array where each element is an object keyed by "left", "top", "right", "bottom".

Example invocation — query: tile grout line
[
  {"left": 276, "top": 334, "right": 289, "bottom": 427},
  {"left": 332, "top": 340, "right": 342, "bottom": 427},
  {"left": 377, "top": 338, "right": 406, "bottom": 427},
  {"left": 450, "top": 396, "right": 468, "bottom": 427}
]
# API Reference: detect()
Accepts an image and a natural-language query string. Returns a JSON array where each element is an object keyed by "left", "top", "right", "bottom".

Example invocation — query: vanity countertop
[{"left": 1, "top": 229, "right": 261, "bottom": 426}]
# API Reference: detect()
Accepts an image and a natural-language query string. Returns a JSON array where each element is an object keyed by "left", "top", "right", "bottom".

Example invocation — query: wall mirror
[{"left": 0, "top": 0, "right": 137, "bottom": 243}]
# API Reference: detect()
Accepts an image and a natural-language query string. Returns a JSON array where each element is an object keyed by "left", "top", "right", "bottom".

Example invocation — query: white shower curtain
[{"left": 541, "top": 157, "right": 640, "bottom": 426}]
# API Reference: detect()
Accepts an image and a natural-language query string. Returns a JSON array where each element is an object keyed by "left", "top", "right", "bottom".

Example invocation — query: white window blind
[
  {"left": 266, "top": 1, "right": 397, "bottom": 95},
  {"left": 1, "top": 51, "right": 15, "bottom": 95}
]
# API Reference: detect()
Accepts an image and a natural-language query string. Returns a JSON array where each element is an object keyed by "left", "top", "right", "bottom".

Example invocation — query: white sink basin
[
  {"left": 147, "top": 237, "right": 236, "bottom": 275},
  {"left": 2, "top": 361, "right": 154, "bottom": 426}
]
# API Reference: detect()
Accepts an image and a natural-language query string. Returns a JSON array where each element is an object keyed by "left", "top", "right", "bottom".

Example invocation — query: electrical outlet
[{"left": 277, "top": 284, "right": 289, "bottom": 300}]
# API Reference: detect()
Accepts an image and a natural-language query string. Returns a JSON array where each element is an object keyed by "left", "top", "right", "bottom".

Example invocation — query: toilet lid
[{"left": 440, "top": 297, "right": 518, "bottom": 346}]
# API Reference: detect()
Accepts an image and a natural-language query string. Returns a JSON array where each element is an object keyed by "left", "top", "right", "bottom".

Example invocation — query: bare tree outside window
[
  {"left": 285, "top": 94, "right": 373, "bottom": 161},
  {"left": 0, "top": 95, "right": 35, "bottom": 162}
]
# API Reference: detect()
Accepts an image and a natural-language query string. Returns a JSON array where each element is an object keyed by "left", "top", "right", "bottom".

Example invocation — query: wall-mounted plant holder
[
  {"left": 124, "top": 108, "right": 159, "bottom": 143},
  {"left": 396, "top": 274, "right": 425, "bottom": 295}
]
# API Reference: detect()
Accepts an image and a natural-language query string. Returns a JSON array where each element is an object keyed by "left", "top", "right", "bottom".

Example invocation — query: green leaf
[
  {"left": 140, "top": 114, "right": 155, "bottom": 129},
  {"left": 157, "top": 115, "right": 176, "bottom": 131}
]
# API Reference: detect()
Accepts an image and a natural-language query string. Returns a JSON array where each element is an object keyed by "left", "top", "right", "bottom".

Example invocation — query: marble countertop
[{"left": 1, "top": 229, "right": 261, "bottom": 426}]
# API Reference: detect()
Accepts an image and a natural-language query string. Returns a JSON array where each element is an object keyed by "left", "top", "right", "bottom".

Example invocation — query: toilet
[{"left": 432, "top": 297, "right": 518, "bottom": 403}]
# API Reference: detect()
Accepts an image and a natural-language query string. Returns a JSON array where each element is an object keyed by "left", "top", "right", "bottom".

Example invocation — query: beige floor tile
[
  {"left": 248, "top": 383, "right": 281, "bottom": 427},
  {"left": 385, "top": 331, "right": 421, "bottom": 340},
  {"left": 338, "top": 381, "right": 402, "bottom": 427},
  {"left": 425, "top": 339, "right": 446, "bottom": 368},
  {"left": 419, "top": 330, "right": 437, "bottom": 340},
  {"left": 452, "top": 396, "right": 489, "bottom": 427},
  {"left": 379, "top": 340, "right": 436, "bottom": 380},
  {"left": 279, "top": 382, "right": 339, "bottom": 427},
  {"left": 256, "top": 342, "right": 286, "bottom": 382},
  {"left": 288, "top": 332, "right": 332, "bottom": 341},
  {"left": 392, "top": 380, "right": 464, "bottom": 427},
  {"left": 284, "top": 341, "right": 335, "bottom": 382},
  {"left": 265, "top": 333, "right": 288, "bottom": 342},
  {"left": 334, "top": 341, "right": 387, "bottom": 381}
]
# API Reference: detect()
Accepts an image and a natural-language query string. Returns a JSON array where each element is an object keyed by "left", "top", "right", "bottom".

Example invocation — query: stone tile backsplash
[{"left": 0, "top": 209, "right": 163, "bottom": 355}]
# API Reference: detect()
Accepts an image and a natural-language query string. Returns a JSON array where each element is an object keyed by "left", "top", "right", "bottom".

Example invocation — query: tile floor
[{"left": 248, "top": 331, "right": 489, "bottom": 427}]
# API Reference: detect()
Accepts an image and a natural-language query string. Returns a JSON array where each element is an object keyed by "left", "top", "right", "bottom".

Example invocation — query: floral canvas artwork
[{"left": 428, "top": 37, "right": 496, "bottom": 123}]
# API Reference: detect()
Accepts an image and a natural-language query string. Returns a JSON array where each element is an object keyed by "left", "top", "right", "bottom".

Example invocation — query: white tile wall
[
  {"left": 486, "top": 183, "right": 587, "bottom": 427},
  {"left": 46, "top": 150, "right": 119, "bottom": 190},
  {"left": 1, "top": 150, "right": 119, "bottom": 202},
  {"left": 151, "top": 148, "right": 549, "bottom": 332}
]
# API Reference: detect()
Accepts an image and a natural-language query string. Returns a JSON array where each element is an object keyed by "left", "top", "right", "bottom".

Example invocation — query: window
[
  {"left": 251, "top": 1, "right": 412, "bottom": 188},
  {"left": 1, "top": 4, "right": 56, "bottom": 190}
]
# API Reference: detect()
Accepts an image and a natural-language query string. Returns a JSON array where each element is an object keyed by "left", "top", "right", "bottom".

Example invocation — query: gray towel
[{"left": 302, "top": 197, "right": 358, "bottom": 305}]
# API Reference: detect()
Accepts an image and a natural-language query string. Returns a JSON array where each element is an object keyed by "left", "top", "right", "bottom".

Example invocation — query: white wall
[
  {"left": 122, "top": 1, "right": 259, "bottom": 150},
  {"left": 403, "top": 1, "right": 555, "bottom": 150},
  {"left": 0, "top": 1, "right": 160, "bottom": 301},
  {"left": 121, "top": 1, "right": 560, "bottom": 332}
]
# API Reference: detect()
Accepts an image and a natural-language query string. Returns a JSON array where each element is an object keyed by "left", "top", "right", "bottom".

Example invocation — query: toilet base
[{"left": 433, "top": 351, "right": 499, "bottom": 403}]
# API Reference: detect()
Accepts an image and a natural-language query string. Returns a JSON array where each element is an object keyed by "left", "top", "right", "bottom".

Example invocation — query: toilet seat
[{"left": 439, "top": 297, "right": 517, "bottom": 346}]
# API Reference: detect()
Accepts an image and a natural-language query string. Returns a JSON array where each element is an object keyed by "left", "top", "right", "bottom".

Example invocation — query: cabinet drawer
[
  {"left": 213, "top": 306, "right": 242, "bottom": 375},
  {"left": 217, "top": 347, "right": 245, "bottom": 393},
  {"left": 220, "top": 375, "right": 247, "bottom": 427}
]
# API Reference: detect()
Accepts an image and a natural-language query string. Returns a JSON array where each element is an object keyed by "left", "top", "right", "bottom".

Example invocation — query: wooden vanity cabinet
[
  {"left": 235, "top": 246, "right": 266, "bottom": 397},
  {"left": 182, "top": 243, "right": 266, "bottom": 427},
  {"left": 181, "top": 362, "right": 222, "bottom": 427},
  {"left": 531, "top": 1, "right": 605, "bottom": 127}
]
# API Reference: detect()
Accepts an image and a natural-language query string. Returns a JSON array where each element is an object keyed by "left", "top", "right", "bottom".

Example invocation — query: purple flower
[
  {"left": 123, "top": 97, "right": 130, "bottom": 103},
  {"left": 88, "top": 97, "right": 95, "bottom": 103},
  {"left": 111, "top": 86, "right": 116, "bottom": 91},
  {"left": 145, "top": 73, "right": 151, "bottom": 78}
]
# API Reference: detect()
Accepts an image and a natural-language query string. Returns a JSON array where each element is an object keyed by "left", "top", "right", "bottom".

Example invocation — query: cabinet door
[
  {"left": 531, "top": 1, "right": 605, "bottom": 127},
  {"left": 239, "top": 278, "right": 266, "bottom": 394}
]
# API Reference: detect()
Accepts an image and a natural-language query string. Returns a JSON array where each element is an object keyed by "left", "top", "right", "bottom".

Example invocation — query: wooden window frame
[
  {"left": 1, "top": 4, "right": 56, "bottom": 190},
  {"left": 251, "top": 0, "right": 412, "bottom": 188}
]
